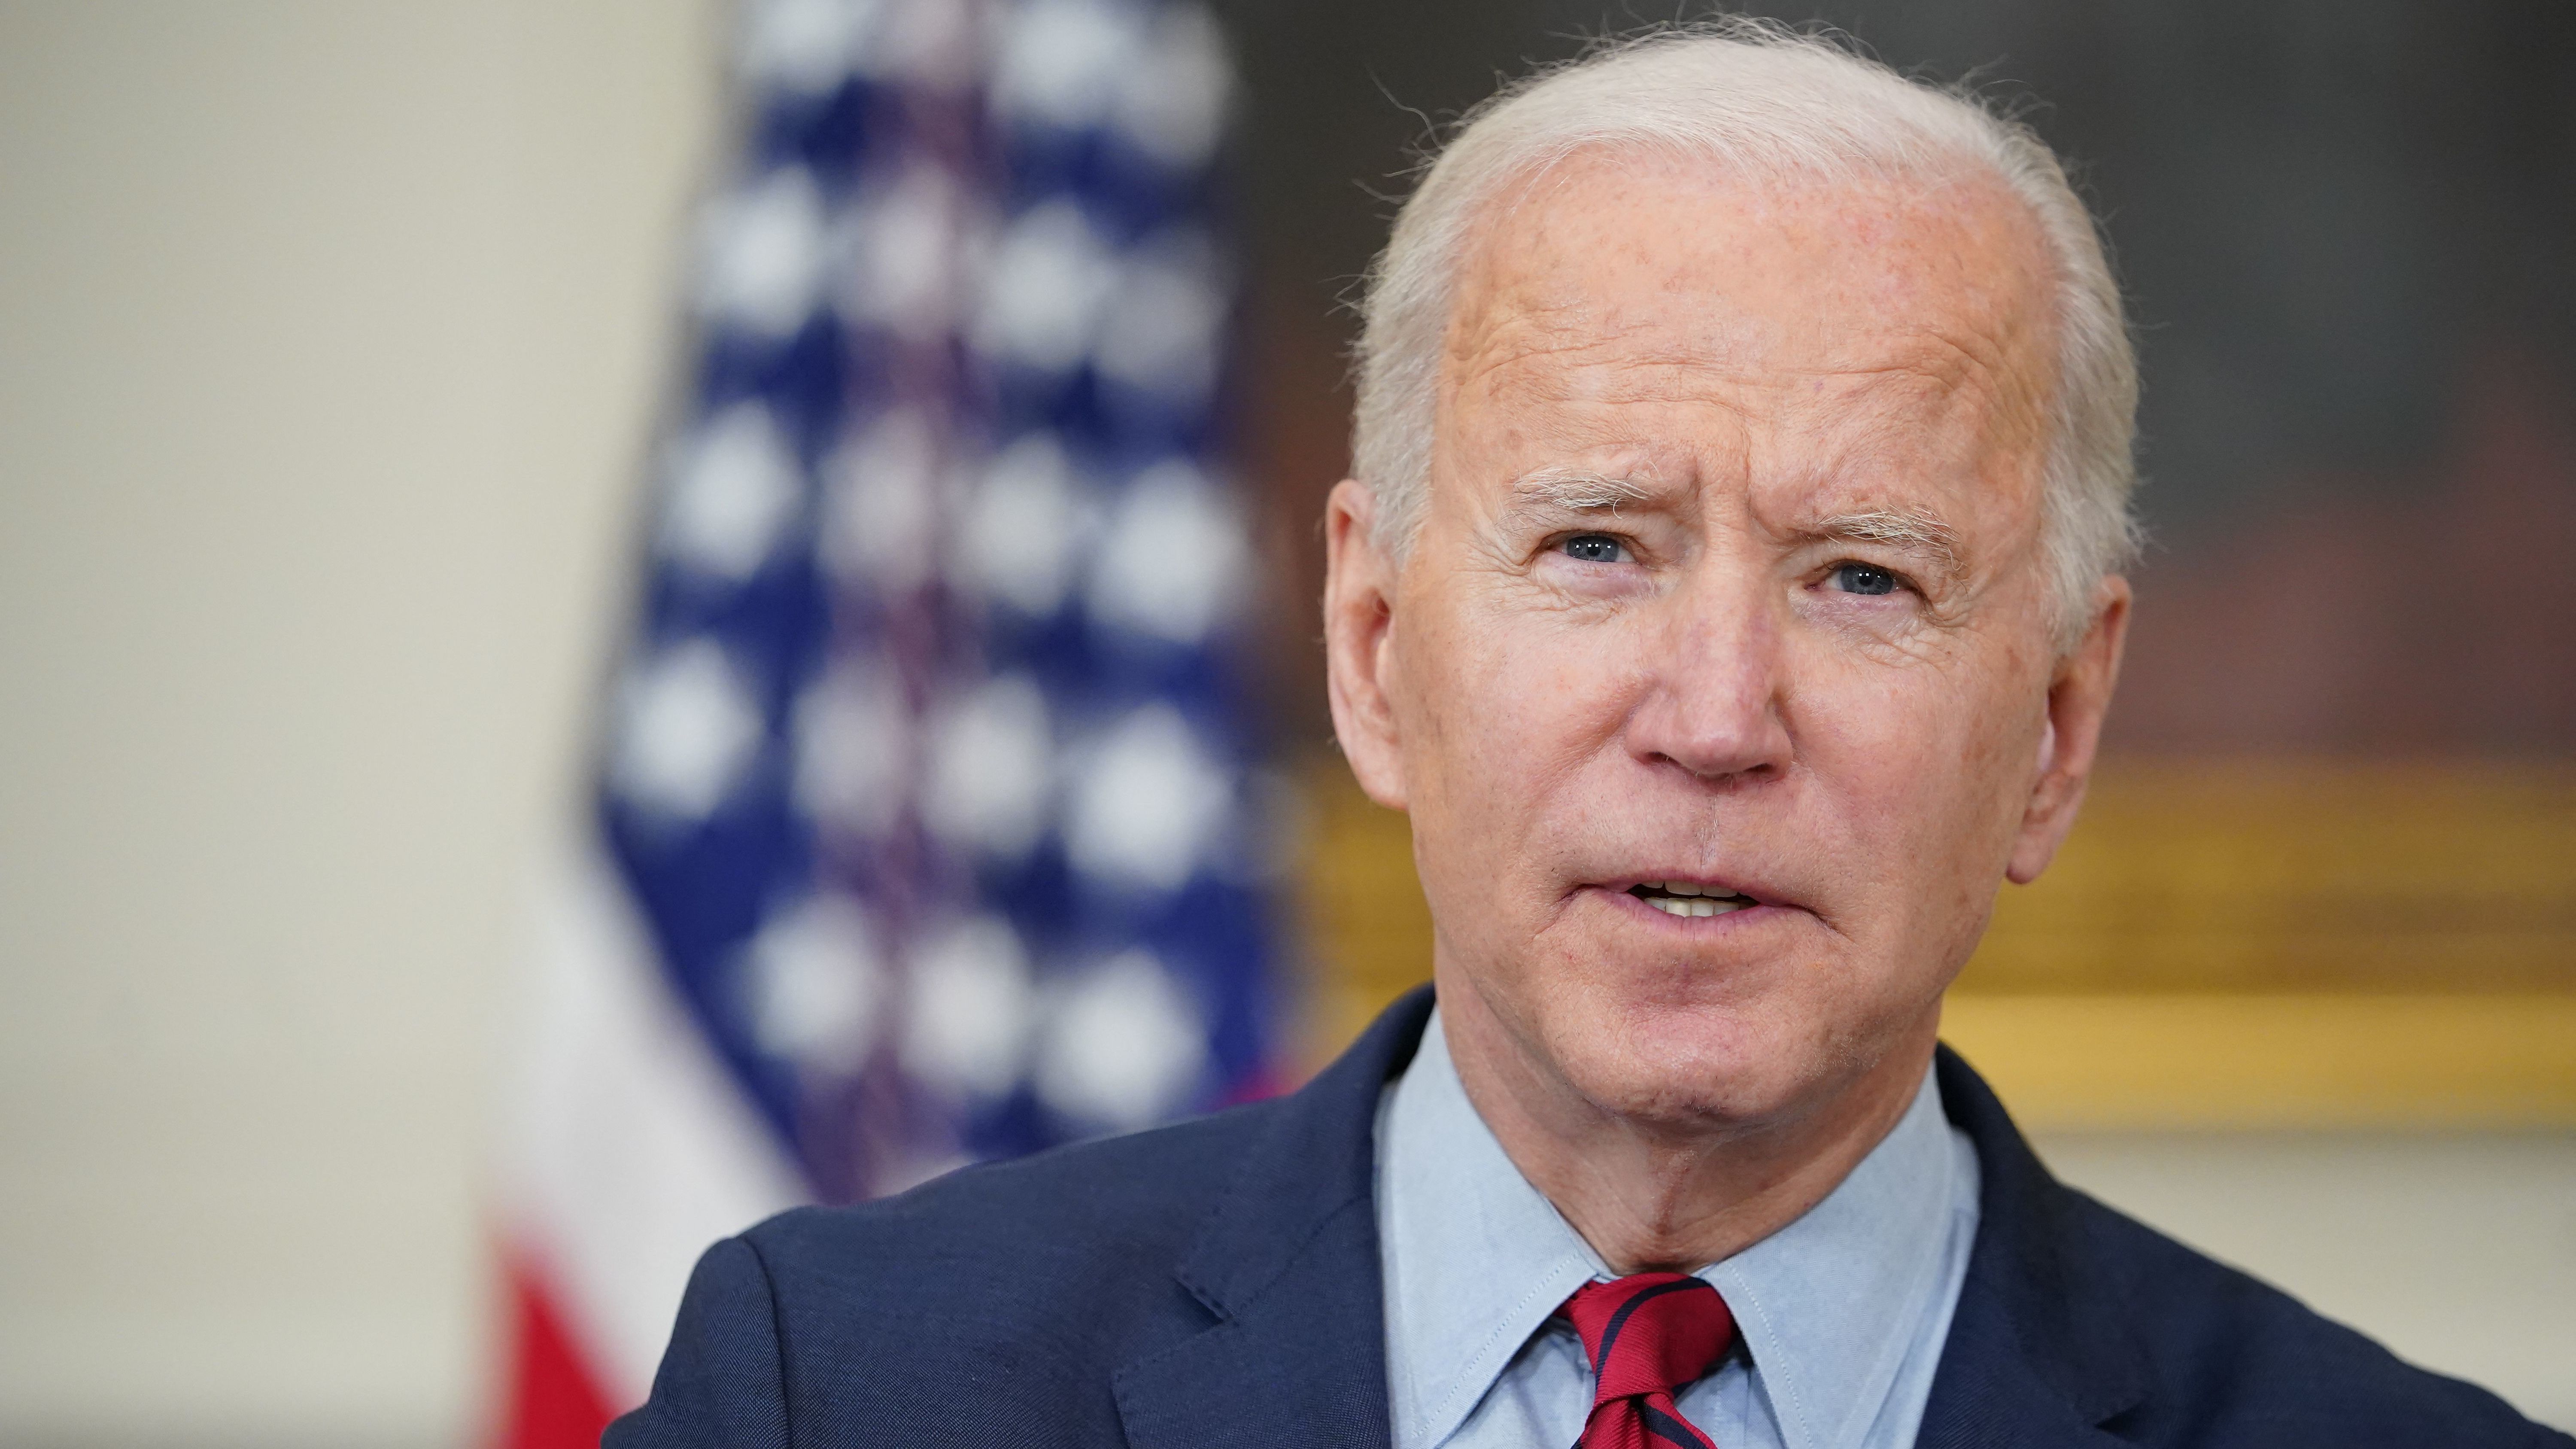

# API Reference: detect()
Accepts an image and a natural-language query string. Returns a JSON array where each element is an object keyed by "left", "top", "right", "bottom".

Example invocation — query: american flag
[{"left": 495, "top": 0, "right": 1279, "bottom": 1440}]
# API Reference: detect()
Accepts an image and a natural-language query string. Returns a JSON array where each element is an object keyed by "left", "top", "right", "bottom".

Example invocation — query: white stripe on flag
[{"left": 498, "top": 850, "right": 808, "bottom": 1405}]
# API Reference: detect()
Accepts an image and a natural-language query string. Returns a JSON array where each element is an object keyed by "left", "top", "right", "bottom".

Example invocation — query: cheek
[
  {"left": 1790, "top": 648, "right": 2041, "bottom": 899},
  {"left": 1403, "top": 596, "right": 1636, "bottom": 803},
  {"left": 1394, "top": 594, "right": 1649, "bottom": 962}
]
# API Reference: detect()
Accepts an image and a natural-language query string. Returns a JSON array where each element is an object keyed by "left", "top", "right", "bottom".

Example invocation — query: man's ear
[
  {"left": 1321, "top": 479, "right": 1409, "bottom": 811},
  {"left": 2007, "top": 576, "right": 2131, "bottom": 884}
]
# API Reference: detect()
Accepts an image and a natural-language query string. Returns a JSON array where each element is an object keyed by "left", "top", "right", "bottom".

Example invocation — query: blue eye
[
  {"left": 1562, "top": 533, "right": 1626, "bottom": 563},
  {"left": 1831, "top": 563, "right": 1899, "bottom": 596}
]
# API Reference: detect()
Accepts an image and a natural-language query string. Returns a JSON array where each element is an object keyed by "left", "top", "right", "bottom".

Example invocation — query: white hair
[{"left": 1350, "top": 19, "right": 2142, "bottom": 645}]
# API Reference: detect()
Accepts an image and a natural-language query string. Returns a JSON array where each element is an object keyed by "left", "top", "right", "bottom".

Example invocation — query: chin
[{"left": 1525, "top": 960, "right": 1924, "bottom": 1133}]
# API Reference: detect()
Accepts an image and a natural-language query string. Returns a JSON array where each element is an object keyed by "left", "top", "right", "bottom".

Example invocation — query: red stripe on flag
[{"left": 495, "top": 1251, "right": 617, "bottom": 1449}]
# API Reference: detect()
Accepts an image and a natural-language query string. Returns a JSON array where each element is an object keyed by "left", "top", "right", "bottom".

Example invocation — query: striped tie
[{"left": 1563, "top": 1272, "right": 1738, "bottom": 1449}]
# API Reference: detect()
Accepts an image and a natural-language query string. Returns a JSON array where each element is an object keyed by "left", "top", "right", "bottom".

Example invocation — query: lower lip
[{"left": 1594, "top": 886, "right": 1792, "bottom": 931}]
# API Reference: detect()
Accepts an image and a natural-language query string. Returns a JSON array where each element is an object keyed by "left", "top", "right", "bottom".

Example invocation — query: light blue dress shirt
[{"left": 1374, "top": 1010, "right": 1981, "bottom": 1449}]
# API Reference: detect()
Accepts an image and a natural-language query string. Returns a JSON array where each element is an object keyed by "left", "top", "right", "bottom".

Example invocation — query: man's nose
[{"left": 1621, "top": 584, "right": 1794, "bottom": 784}]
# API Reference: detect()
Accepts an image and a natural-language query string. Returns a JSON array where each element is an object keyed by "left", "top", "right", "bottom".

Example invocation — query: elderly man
[{"left": 609, "top": 25, "right": 2565, "bottom": 1449}]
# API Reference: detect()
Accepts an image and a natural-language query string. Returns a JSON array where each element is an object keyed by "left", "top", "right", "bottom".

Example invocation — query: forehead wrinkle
[
  {"left": 1840, "top": 317, "right": 2057, "bottom": 463},
  {"left": 1437, "top": 152, "right": 2063, "bottom": 549},
  {"left": 1837, "top": 333, "right": 2003, "bottom": 401},
  {"left": 1444, "top": 305, "right": 1686, "bottom": 410},
  {"left": 1774, "top": 281, "right": 2053, "bottom": 445},
  {"left": 1449, "top": 168, "right": 2055, "bottom": 395},
  {"left": 1439, "top": 210, "right": 1754, "bottom": 410},
  {"left": 1455, "top": 306, "right": 2039, "bottom": 452},
  {"left": 1832, "top": 237, "right": 2064, "bottom": 467},
  {"left": 1450, "top": 326, "right": 1782, "bottom": 441},
  {"left": 1763, "top": 338, "right": 2051, "bottom": 516}
]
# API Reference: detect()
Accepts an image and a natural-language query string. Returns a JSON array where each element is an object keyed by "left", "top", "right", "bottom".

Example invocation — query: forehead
[{"left": 1439, "top": 149, "right": 2060, "bottom": 477}]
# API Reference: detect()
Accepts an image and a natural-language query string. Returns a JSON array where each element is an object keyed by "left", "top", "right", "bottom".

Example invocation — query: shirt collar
[{"left": 1375, "top": 1008, "right": 1974, "bottom": 1449}]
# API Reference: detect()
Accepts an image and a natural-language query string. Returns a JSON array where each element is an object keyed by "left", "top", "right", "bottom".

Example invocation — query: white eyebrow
[
  {"left": 1808, "top": 508, "right": 1964, "bottom": 571},
  {"left": 1504, "top": 467, "right": 1657, "bottom": 516}
]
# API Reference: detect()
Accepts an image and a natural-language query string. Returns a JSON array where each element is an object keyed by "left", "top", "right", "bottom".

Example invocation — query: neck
[{"left": 1437, "top": 983, "right": 1938, "bottom": 1275}]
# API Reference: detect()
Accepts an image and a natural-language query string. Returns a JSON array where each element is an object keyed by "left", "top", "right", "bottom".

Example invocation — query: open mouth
[{"left": 1626, "top": 880, "right": 1759, "bottom": 918}]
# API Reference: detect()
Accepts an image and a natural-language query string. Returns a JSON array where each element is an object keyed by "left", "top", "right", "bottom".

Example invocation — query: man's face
[{"left": 1327, "top": 151, "right": 2124, "bottom": 1129}]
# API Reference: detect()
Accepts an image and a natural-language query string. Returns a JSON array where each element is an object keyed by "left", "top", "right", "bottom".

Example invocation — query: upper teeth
[
  {"left": 1639, "top": 881, "right": 1751, "bottom": 918},
  {"left": 1643, "top": 880, "right": 1746, "bottom": 900},
  {"left": 1647, "top": 895, "right": 1746, "bottom": 918}
]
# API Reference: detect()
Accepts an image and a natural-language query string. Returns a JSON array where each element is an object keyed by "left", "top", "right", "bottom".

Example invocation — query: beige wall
[
  {"left": 0, "top": 3, "right": 723, "bottom": 1444},
  {"left": 0, "top": 3, "right": 2565, "bottom": 1445}
]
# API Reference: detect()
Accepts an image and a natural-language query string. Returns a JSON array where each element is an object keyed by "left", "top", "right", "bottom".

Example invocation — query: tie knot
[{"left": 1563, "top": 1272, "right": 1737, "bottom": 1406}]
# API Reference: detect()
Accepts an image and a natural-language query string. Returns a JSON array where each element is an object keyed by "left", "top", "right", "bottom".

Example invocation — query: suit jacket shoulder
[
  {"left": 606, "top": 1102, "right": 1277, "bottom": 1448},
  {"left": 1923, "top": 1047, "right": 2571, "bottom": 1448},
  {"left": 606, "top": 991, "right": 1422, "bottom": 1449}
]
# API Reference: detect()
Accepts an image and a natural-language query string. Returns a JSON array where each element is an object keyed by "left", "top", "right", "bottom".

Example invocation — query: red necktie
[{"left": 1563, "top": 1272, "right": 1738, "bottom": 1449}]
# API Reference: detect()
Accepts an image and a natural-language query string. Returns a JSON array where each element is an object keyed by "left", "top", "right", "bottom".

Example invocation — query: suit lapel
[
  {"left": 1915, "top": 1272, "right": 2139, "bottom": 1448},
  {"left": 1917, "top": 1046, "right": 2149, "bottom": 1448},
  {"left": 1112, "top": 988, "right": 1434, "bottom": 1449}
]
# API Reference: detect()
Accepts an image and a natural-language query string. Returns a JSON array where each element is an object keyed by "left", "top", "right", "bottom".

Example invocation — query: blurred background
[{"left": 1, "top": 2, "right": 2570, "bottom": 1446}]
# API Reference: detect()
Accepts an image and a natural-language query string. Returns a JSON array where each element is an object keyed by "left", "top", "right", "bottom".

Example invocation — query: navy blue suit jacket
[{"left": 608, "top": 987, "right": 2567, "bottom": 1446}]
